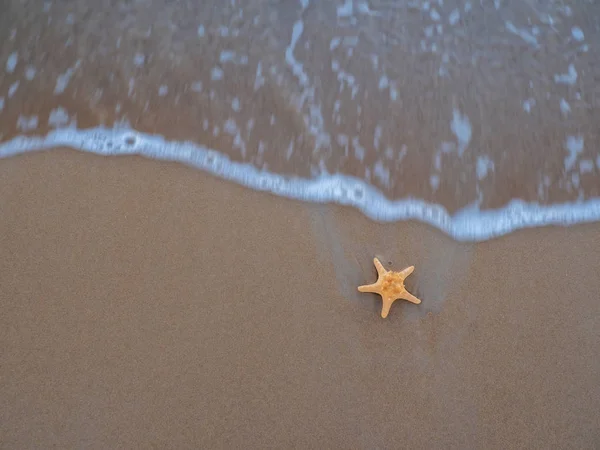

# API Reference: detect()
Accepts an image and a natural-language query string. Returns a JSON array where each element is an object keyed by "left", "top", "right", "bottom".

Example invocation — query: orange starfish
[{"left": 358, "top": 257, "right": 421, "bottom": 318}]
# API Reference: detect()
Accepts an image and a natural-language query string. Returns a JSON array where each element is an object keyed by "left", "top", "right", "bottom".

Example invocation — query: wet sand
[{"left": 1, "top": 149, "right": 600, "bottom": 448}]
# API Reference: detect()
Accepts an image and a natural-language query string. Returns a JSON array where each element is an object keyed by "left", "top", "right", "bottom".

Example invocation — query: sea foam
[{"left": 1, "top": 127, "right": 600, "bottom": 242}]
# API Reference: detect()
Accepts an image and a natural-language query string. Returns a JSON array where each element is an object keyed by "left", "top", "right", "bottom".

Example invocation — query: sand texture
[{"left": 1, "top": 150, "right": 600, "bottom": 448}]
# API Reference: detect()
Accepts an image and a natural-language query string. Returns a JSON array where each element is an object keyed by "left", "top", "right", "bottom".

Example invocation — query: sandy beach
[
  {"left": 1, "top": 149, "right": 599, "bottom": 448},
  {"left": 2, "top": 0, "right": 600, "bottom": 446}
]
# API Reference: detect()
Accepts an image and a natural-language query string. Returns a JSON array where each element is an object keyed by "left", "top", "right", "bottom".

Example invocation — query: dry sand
[{"left": 1, "top": 149, "right": 600, "bottom": 448}]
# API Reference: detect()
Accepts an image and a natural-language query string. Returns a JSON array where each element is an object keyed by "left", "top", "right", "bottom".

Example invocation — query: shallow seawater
[{"left": 0, "top": 0, "right": 599, "bottom": 240}]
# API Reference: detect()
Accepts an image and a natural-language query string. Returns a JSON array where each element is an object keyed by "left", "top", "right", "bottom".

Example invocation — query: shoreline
[
  {"left": 2, "top": 133, "right": 600, "bottom": 242},
  {"left": 2, "top": 0, "right": 599, "bottom": 213},
  {"left": 2, "top": 149, "right": 599, "bottom": 448}
]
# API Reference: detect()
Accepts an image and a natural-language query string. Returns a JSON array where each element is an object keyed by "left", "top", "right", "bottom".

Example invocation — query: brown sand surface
[{"left": 1, "top": 150, "right": 600, "bottom": 448}]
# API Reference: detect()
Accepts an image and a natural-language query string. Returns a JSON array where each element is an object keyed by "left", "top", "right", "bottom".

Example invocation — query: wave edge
[{"left": 2, "top": 126, "right": 600, "bottom": 242}]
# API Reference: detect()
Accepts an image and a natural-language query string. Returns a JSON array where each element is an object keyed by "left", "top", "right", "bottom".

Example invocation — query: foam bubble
[
  {"left": 580, "top": 160, "right": 594, "bottom": 174},
  {"left": 505, "top": 21, "right": 538, "bottom": 48},
  {"left": 451, "top": 108, "right": 472, "bottom": 157},
  {"left": 6, "top": 51, "right": 18, "bottom": 73},
  {"left": 378, "top": 75, "right": 389, "bottom": 90},
  {"left": 219, "top": 51, "right": 236, "bottom": 63},
  {"left": 54, "top": 61, "right": 81, "bottom": 95},
  {"left": 25, "top": 66, "right": 36, "bottom": 80},
  {"left": 337, "top": 0, "right": 353, "bottom": 18},
  {"left": 571, "top": 27, "right": 585, "bottom": 42},
  {"left": 330, "top": 37, "right": 341, "bottom": 51},
  {"left": 254, "top": 63, "right": 265, "bottom": 91},
  {"left": 133, "top": 53, "right": 145, "bottom": 67},
  {"left": 211, "top": 67, "right": 224, "bottom": 81},
  {"left": 523, "top": 98, "right": 535, "bottom": 113},
  {"left": 372, "top": 160, "right": 390, "bottom": 187},
  {"left": 16, "top": 115, "right": 38, "bottom": 132},
  {"left": 448, "top": 9, "right": 460, "bottom": 26},
  {"left": 48, "top": 107, "right": 71, "bottom": 128},
  {"left": 476, "top": 156, "right": 494, "bottom": 180},
  {"left": 560, "top": 98, "right": 571, "bottom": 116},
  {"left": 554, "top": 64, "right": 578, "bottom": 86},
  {"left": 8, "top": 81, "right": 19, "bottom": 98},
  {"left": 564, "top": 135, "right": 584, "bottom": 171}
]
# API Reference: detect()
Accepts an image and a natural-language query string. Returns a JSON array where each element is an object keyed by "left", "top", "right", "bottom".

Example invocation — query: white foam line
[{"left": 2, "top": 127, "right": 600, "bottom": 242}]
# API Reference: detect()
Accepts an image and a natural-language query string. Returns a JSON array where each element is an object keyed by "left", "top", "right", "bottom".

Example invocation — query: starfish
[{"left": 358, "top": 257, "right": 421, "bottom": 318}]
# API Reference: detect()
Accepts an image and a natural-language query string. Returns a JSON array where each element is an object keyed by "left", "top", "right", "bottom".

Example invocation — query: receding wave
[
  {"left": 2, "top": 127, "right": 600, "bottom": 242},
  {"left": 1, "top": 0, "right": 599, "bottom": 240}
]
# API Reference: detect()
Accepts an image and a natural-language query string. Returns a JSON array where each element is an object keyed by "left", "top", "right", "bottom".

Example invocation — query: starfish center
[{"left": 382, "top": 274, "right": 405, "bottom": 293}]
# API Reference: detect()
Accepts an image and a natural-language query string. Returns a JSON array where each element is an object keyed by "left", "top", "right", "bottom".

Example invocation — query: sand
[{"left": 1, "top": 149, "right": 599, "bottom": 448}]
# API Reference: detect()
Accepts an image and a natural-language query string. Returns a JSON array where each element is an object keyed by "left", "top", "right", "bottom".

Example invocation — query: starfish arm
[
  {"left": 373, "top": 258, "right": 387, "bottom": 276},
  {"left": 358, "top": 282, "right": 381, "bottom": 293},
  {"left": 400, "top": 289, "right": 421, "bottom": 304},
  {"left": 398, "top": 265, "right": 414, "bottom": 279},
  {"left": 380, "top": 297, "right": 394, "bottom": 318}
]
